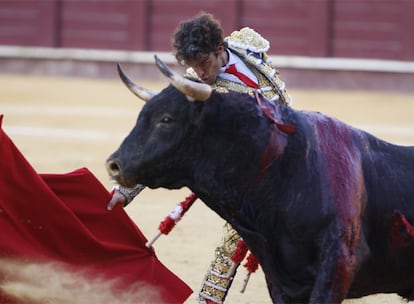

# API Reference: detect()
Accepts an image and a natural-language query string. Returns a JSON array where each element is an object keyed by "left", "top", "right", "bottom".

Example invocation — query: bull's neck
[{"left": 190, "top": 107, "right": 293, "bottom": 217}]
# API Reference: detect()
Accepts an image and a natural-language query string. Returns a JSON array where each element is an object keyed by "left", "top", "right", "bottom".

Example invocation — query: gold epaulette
[{"left": 225, "top": 27, "right": 270, "bottom": 53}]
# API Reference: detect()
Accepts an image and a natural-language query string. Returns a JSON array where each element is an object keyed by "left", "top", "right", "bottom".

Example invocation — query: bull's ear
[
  {"left": 154, "top": 55, "right": 212, "bottom": 102},
  {"left": 117, "top": 64, "right": 158, "bottom": 102}
]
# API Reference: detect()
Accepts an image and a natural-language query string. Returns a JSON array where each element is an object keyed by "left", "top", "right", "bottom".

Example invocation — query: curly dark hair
[{"left": 173, "top": 12, "right": 226, "bottom": 65}]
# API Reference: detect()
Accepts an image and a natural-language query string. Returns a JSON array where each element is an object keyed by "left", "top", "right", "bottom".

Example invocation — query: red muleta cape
[{"left": 0, "top": 115, "right": 192, "bottom": 303}]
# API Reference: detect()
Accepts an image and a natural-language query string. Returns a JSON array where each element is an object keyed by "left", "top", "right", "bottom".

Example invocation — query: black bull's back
[{"left": 107, "top": 87, "right": 414, "bottom": 303}]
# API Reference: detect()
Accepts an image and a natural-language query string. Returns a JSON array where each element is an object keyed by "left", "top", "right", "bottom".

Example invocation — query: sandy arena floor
[{"left": 1, "top": 73, "right": 414, "bottom": 303}]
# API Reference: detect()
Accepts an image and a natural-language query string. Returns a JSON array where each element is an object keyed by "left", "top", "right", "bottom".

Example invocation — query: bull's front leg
[
  {"left": 309, "top": 222, "right": 365, "bottom": 304},
  {"left": 309, "top": 153, "right": 368, "bottom": 303}
]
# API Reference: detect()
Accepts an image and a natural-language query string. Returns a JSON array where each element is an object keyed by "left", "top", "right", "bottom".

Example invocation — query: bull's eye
[{"left": 160, "top": 114, "right": 173, "bottom": 124}]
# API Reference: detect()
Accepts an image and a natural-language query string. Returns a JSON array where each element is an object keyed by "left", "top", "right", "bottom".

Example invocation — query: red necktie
[{"left": 224, "top": 64, "right": 259, "bottom": 89}]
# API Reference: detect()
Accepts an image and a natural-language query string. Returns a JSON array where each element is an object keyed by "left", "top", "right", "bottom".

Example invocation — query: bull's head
[
  {"left": 106, "top": 56, "right": 270, "bottom": 197},
  {"left": 106, "top": 56, "right": 215, "bottom": 189}
]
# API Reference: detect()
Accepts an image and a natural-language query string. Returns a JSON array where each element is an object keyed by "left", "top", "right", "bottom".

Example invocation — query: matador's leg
[{"left": 196, "top": 222, "right": 241, "bottom": 304}]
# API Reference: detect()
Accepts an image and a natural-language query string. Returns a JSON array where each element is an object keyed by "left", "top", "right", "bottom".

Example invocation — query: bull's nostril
[{"left": 106, "top": 160, "right": 121, "bottom": 177}]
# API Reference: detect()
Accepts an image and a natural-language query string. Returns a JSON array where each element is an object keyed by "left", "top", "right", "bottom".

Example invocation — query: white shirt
[{"left": 218, "top": 50, "right": 259, "bottom": 86}]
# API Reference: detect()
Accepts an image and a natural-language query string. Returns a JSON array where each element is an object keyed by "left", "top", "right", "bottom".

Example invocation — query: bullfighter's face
[{"left": 185, "top": 44, "right": 228, "bottom": 85}]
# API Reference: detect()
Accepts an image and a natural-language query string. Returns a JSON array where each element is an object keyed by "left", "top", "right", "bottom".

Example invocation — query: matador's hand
[
  {"left": 107, "top": 189, "right": 127, "bottom": 210},
  {"left": 107, "top": 184, "right": 146, "bottom": 211}
]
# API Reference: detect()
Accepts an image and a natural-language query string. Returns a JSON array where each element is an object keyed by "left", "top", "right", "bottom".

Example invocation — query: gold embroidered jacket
[{"left": 187, "top": 27, "right": 292, "bottom": 105}]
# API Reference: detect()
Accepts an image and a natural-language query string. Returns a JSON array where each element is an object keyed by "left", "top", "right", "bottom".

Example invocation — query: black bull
[{"left": 106, "top": 60, "right": 414, "bottom": 303}]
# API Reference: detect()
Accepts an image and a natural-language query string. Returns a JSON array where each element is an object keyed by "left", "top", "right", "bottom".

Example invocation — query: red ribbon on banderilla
[
  {"left": 145, "top": 191, "right": 260, "bottom": 293},
  {"left": 145, "top": 192, "right": 198, "bottom": 248},
  {"left": 227, "top": 239, "right": 259, "bottom": 293}
]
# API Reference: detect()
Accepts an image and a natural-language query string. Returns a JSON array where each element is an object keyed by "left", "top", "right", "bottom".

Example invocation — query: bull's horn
[
  {"left": 117, "top": 64, "right": 157, "bottom": 102},
  {"left": 154, "top": 55, "right": 212, "bottom": 102}
]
